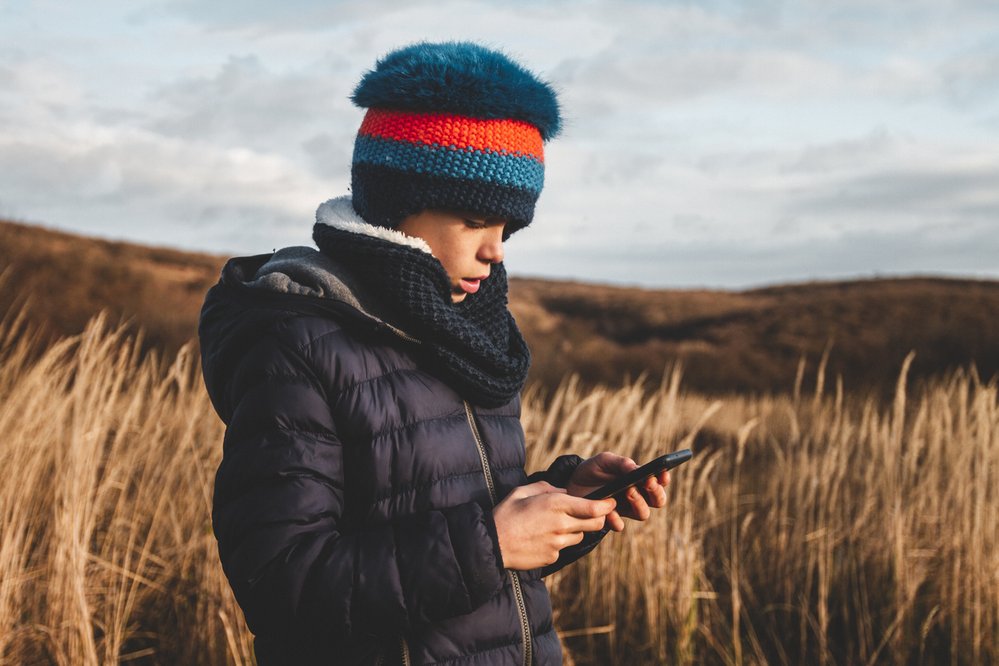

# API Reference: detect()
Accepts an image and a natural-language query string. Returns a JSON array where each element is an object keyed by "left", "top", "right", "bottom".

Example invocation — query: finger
[
  {"left": 645, "top": 487, "right": 667, "bottom": 509},
  {"left": 622, "top": 486, "right": 652, "bottom": 521},
  {"left": 642, "top": 477, "right": 667, "bottom": 508},
  {"left": 651, "top": 484, "right": 668, "bottom": 508},
  {"left": 658, "top": 470, "right": 671, "bottom": 487},
  {"left": 570, "top": 515, "right": 611, "bottom": 533},
  {"left": 606, "top": 510, "right": 625, "bottom": 532},
  {"left": 556, "top": 512, "right": 605, "bottom": 535},
  {"left": 561, "top": 496, "right": 616, "bottom": 519}
]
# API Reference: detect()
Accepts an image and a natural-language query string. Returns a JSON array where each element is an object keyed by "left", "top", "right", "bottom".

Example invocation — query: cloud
[
  {"left": 0, "top": 112, "right": 334, "bottom": 253},
  {"left": 527, "top": 125, "right": 999, "bottom": 272},
  {"left": 17, "top": 157, "right": 311, "bottom": 240},
  {"left": 136, "top": 0, "right": 374, "bottom": 33},
  {"left": 147, "top": 53, "right": 359, "bottom": 155},
  {"left": 3, "top": 0, "right": 999, "bottom": 287},
  {"left": 0, "top": 56, "right": 86, "bottom": 125},
  {"left": 940, "top": 43, "right": 999, "bottom": 107},
  {"left": 779, "top": 129, "right": 899, "bottom": 175},
  {"left": 783, "top": 141, "right": 999, "bottom": 232},
  {"left": 0, "top": 43, "right": 358, "bottom": 252},
  {"left": 507, "top": 224, "right": 999, "bottom": 289}
]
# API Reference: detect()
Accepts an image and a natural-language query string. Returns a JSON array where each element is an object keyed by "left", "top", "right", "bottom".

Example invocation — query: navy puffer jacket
[{"left": 198, "top": 247, "right": 604, "bottom": 665}]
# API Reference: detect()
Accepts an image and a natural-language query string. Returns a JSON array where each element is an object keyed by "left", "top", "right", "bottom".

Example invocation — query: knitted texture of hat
[
  {"left": 349, "top": 41, "right": 561, "bottom": 234},
  {"left": 312, "top": 220, "right": 530, "bottom": 408}
]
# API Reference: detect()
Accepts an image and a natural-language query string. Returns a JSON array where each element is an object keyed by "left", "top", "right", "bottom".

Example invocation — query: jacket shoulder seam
[
  {"left": 267, "top": 422, "right": 340, "bottom": 441},
  {"left": 259, "top": 331, "right": 334, "bottom": 407},
  {"left": 293, "top": 320, "right": 352, "bottom": 353}
]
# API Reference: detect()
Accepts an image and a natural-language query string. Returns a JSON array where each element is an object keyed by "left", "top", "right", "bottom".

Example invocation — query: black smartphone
[{"left": 583, "top": 449, "right": 693, "bottom": 500}]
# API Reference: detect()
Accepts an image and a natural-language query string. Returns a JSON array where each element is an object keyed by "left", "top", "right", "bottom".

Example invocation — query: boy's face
[{"left": 397, "top": 209, "right": 507, "bottom": 303}]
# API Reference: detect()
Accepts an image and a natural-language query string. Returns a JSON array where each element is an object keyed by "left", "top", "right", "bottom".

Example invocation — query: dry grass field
[{"left": 1, "top": 302, "right": 995, "bottom": 664}]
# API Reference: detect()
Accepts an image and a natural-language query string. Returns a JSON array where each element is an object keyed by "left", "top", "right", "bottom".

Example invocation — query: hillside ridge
[{"left": 3, "top": 218, "right": 997, "bottom": 395}]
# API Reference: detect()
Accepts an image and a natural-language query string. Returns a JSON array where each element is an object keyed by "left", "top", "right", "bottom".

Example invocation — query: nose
[{"left": 477, "top": 228, "right": 504, "bottom": 265}]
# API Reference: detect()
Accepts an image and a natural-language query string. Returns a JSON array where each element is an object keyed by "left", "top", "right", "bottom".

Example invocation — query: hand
[
  {"left": 492, "top": 481, "right": 617, "bottom": 570},
  {"left": 565, "top": 452, "right": 671, "bottom": 532}
]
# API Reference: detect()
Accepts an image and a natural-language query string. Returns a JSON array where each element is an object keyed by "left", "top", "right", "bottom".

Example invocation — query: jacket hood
[
  {"left": 198, "top": 196, "right": 422, "bottom": 422},
  {"left": 250, "top": 196, "right": 427, "bottom": 333}
]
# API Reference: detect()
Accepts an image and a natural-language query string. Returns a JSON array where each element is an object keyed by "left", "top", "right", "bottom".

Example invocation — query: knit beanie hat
[{"left": 349, "top": 41, "right": 562, "bottom": 236}]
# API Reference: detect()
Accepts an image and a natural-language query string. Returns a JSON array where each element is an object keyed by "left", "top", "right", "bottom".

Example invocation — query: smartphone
[{"left": 583, "top": 449, "right": 693, "bottom": 501}]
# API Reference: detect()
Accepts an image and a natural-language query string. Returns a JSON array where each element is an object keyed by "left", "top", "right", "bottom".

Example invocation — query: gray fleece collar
[
  {"left": 242, "top": 196, "right": 423, "bottom": 341},
  {"left": 245, "top": 245, "right": 361, "bottom": 302}
]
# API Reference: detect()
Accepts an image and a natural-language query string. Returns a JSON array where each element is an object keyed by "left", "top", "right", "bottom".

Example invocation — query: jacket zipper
[
  {"left": 373, "top": 637, "right": 410, "bottom": 666},
  {"left": 507, "top": 570, "right": 532, "bottom": 666},
  {"left": 463, "top": 401, "right": 533, "bottom": 666},
  {"left": 464, "top": 401, "right": 497, "bottom": 504}
]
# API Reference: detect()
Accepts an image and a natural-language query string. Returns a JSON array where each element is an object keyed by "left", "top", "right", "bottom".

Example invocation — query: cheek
[
  {"left": 436, "top": 243, "right": 477, "bottom": 279},
  {"left": 434, "top": 250, "right": 463, "bottom": 281}
]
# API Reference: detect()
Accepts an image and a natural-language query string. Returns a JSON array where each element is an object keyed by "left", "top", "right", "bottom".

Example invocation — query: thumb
[{"left": 597, "top": 453, "right": 638, "bottom": 475}]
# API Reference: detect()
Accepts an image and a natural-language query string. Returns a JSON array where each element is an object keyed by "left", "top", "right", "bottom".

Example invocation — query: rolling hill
[{"left": 3, "top": 218, "right": 997, "bottom": 396}]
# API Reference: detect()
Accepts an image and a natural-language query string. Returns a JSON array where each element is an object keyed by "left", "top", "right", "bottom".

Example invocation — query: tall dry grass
[
  {"left": 0, "top": 310, "right": 995, "bottom": 664},
  {"left": 0, "top": 311, "right": 252, "bottom": 665},
  {"left": 527, "top": 361, "right": 998, "bottom": 665}
]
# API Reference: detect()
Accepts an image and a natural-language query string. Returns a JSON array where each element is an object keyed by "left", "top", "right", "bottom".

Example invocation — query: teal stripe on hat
[{"left": 353, "top": 134, "right": 544, "bottom": 194}]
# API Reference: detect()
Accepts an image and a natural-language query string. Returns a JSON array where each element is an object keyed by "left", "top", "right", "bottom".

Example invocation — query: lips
[
  {"left": 459, "top": 278, "right": 481, "bottom": 294},
  {"left": 459, "top": 275, "right": 488, "bottom": 294}
]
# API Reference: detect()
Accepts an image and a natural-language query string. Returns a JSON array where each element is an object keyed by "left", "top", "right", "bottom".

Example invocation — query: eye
[{"left": 463, "top": 219, "right": 486, "bottom": 229}]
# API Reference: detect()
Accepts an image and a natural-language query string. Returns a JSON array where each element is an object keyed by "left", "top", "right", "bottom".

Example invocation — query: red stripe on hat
[{"left": 358, "top": 109, "right": 545, "bottom": 162}]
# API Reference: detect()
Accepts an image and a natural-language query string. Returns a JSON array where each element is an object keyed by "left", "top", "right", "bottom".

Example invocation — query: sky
[{"left": 1, "top": 0, "right": 998, "bottom": 288}]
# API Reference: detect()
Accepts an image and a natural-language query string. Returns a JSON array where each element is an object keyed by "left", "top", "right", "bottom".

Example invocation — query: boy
[{"left": 199, "top": 41, "right": 669, "bottom": 665}]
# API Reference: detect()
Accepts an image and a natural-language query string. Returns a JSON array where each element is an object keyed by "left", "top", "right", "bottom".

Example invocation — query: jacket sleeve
[
  {"left": 526, "top": 454, "right": 585, "bottom": 488},
  {"left": 211, "top": 334, "right": 506, "bottom": 642},
  {"left": 527, "top": 455, "right": 611, "bottom": 578}
]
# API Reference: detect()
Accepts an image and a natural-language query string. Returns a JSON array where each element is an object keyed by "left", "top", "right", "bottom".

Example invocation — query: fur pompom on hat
[
  {"left": 348, "top": 41, "right": 562, "bottom": 235},
  {"left": 351, "top": 41, "right": 561, "bottom": 141}
]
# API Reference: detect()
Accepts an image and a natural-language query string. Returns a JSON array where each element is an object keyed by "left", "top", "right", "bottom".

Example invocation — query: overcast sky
[{"left": 2, "top": 0, "right": 998, "bottom": 288}]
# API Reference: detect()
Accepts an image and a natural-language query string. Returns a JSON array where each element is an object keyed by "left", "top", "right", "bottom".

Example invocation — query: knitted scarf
[{"left": 312, "top": 212, "right": 530, "bottom": 408}]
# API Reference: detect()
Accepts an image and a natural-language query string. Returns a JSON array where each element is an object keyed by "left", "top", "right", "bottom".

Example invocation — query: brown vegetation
[
  {"left": 4, "top": 218, "right": 999, "bottom": 398},
  {"left": 0, "top": 219, "right": 223, "bottom": 355},
  {"left": 1, "top": 305, "right": 995, "bottom": 664},
  {"left": 4, "top": 218, "right": 997, "bottom": 664},
  {"left": 512, "top": 276, "right": 999, "bottom": 397}
]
